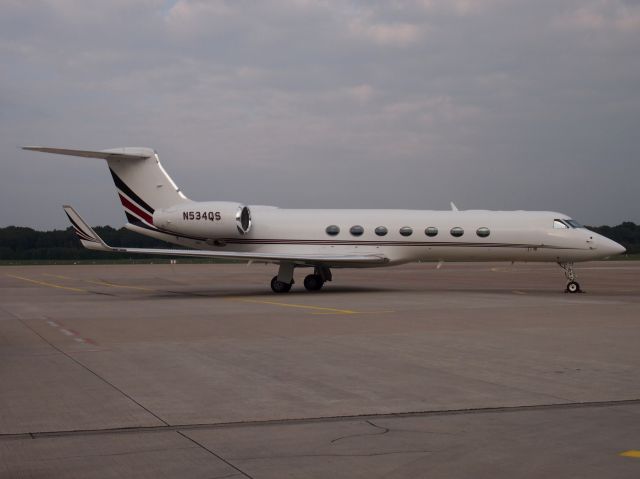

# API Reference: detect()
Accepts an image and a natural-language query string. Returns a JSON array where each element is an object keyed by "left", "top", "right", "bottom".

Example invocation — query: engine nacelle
[{"left": 153, "top": 201, "right": 252, "bottom": 238}]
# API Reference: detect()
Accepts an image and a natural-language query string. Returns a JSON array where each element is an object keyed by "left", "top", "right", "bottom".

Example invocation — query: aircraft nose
[{"left": 599, "top": 236, "right": 626, "bottom": 256}]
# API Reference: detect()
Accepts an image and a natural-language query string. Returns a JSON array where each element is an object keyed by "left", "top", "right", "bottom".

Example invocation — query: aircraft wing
[{"left": 63, "top": 206, "right": 388, "bottom": 266}]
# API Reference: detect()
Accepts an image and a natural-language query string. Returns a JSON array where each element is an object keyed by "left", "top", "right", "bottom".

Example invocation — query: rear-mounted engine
[{"left": 153, "top": 202, "right": 252, "bottom": 238}]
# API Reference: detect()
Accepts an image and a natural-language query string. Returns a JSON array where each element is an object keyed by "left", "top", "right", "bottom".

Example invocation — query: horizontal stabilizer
[{"left": 23, "top": 146, "right": 152, "bottom": 161}]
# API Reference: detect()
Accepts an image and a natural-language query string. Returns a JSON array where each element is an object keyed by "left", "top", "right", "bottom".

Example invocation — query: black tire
[
  {"left": 566, "top": 281, "right": 581, "bottom": 293},
  {"left": 303, "top": 274, "right": 324, "bottom": 291},
  {"left": 271, "top": 276, "right": 292, "bottom": 293}
]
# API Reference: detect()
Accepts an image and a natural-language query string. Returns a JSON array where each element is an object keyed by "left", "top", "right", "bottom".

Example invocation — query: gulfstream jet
[{"left": 23, "top": 146, "right": 625, "bottom": 293}]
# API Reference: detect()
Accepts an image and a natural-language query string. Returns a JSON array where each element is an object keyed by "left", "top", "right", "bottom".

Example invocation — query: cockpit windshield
[
  {"left": 554, "top": 219, "right": 584, "bottom": 229},
  {"left": 554, "top": 219, "right": 569, "bottom": 229},
  {"left": 566, "top": 220, "right": 584, "bottom": 228}
]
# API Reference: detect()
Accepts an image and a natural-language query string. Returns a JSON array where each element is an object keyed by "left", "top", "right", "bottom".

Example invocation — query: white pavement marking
[{"left": 44, "top": 320, "right": 96, "bottom": 347}]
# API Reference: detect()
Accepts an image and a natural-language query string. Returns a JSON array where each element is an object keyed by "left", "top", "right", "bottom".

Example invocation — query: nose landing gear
[{"left": 558, "top": 262, "right": 583, "bottom": 293}]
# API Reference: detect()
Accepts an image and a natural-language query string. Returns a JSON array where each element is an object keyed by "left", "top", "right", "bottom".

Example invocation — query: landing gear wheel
[
  {"left": 303, "top": 274, "right": 324, "bottom": 292},
  {"left": 558, "top": 262, "right": 583, "bottom": 294},
  {"left": 271, "top": 276, "right": 292, "bottom": 293},
  {"left": 566, "top": 281, "right": 581, "bottom": 294}
]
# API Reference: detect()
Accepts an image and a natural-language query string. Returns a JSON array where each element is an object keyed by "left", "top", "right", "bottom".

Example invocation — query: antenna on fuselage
[{"left": 450, "top": 202, "right": 459, "bottom": 211}]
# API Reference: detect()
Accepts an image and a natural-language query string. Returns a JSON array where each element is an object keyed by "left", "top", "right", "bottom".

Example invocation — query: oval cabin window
[
  {"left": 375, "top": 226, "right": 388, "bottom": 236},
  {"left": 399, "top": 226, "right": 413, "bottom": 237},
  {"left": 476, "top": 227, "right": 490, "bottom": 238},
  {"left": 450, "top": 227, "right": 464, "bottom": 237},
  {"left": 425, "top": 226, "right": 438, "bottom": 237},
  {"left": 326, "top": 225, "right": 340, "bottom": 236},
  {"left": 350, "top": 225, "right": 364, "bottom": 236}
]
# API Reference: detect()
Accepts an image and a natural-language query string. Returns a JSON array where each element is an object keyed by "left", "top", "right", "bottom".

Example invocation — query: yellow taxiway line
[
  {"left": 14, "top": 273, "right": 379, "bottom": 316},
  {"left": 84, "top": 279, "right": 155, "bottom": 292},
  {"left": 42, "top": 273, "right": 154, "bottom": 292},
  {"left": 236, "top": 298, "right": 359, "bottom": 315},
  {"left": 620, "top": 450, "right": 640, "bottom": 458},
  {"left": 42, "top": 273, "right": 74, "bottom": 280},
  {"left": 6, "top": 274, "right": 88, "bottom": 293}
]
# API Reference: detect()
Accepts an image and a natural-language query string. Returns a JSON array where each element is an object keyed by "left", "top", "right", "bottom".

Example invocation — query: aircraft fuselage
[{"left": 132, "top": 206, "right": 623, "bottom": 266}]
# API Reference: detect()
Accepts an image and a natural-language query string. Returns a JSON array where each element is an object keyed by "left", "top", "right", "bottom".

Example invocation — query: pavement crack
[
  {"left": 330, "top": 419, "right": 390, "bottom": 444},
  {"left": 366, "top": 420, "right": 390, "bottom": 434}
]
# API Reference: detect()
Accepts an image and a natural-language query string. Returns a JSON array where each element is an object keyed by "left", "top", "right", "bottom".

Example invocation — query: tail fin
[
  {"left": 62, "top": 205, "right": 112, "bottom": 252},
  {"left": 23, "top": 147, "right": 191, "bottom": 226}
]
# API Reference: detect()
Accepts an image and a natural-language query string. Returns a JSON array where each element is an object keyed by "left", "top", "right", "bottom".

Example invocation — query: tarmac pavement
[{"left": 1, "top": 261, "right": 639, "bottom": 477}]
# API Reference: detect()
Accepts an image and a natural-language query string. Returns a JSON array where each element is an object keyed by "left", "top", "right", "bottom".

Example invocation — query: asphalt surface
[{"left": 1, "top": 261, "right": 639, "bottom": 478}]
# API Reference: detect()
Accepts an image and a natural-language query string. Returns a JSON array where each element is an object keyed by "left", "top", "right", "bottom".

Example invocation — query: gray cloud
[{"left": 2, "top": 0, "right": 639, "bottom": 229}]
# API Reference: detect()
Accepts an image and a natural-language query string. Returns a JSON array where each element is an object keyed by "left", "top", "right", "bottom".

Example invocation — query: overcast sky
[{"left": 2, "top": 0, "right": 639, "bottom": 229}]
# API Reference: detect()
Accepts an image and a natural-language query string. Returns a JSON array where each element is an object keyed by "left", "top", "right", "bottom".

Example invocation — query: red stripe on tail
[{"left": 119, "top": 194, "right": 154, "bottom": 225}]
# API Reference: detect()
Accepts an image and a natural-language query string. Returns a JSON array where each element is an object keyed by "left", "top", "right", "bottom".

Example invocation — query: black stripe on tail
[
  {"left": 109, "top": 168, "right": 155, "bottom": 214},
  {"left": 64, "top": 211, "right": 99, "bottom": 243}
]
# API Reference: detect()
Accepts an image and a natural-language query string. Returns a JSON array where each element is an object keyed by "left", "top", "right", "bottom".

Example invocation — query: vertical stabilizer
[{"left": 102, "top": 148, "right": 191, "bottom": 226}]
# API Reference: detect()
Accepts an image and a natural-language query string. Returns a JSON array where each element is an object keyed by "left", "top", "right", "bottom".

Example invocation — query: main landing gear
[
  {"left": 270, "top": 263, "right": 332, "bottom": 293},
  {"left": 558, "top": 262, "right": 582, "bottom": 293},
  {"left": 270, "top": 275, "right": 292, "bottom": 293},
  {"left": 303, "top": 274, "right": 324, "bottom": 291}
]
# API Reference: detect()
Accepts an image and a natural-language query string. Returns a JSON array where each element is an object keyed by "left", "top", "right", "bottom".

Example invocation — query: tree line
[
  {"left": 0, "top": 222, "right": 638, "bottom": 260},
  {"left": 0, "top": 226, "right": 170, "bottom": 260},
  {"left": 589, "top": 222, "right": 639, "bottom": 255}
]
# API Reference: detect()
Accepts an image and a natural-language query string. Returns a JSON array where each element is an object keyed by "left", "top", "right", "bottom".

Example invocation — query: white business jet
[{"left": 23, "top": 146, "right": 625, "bottom": 294}]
